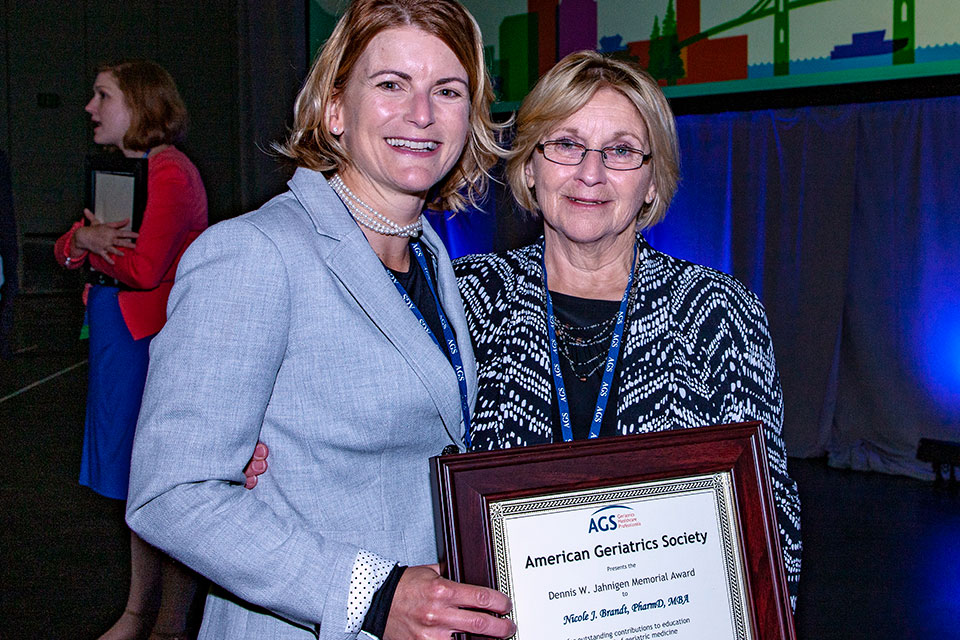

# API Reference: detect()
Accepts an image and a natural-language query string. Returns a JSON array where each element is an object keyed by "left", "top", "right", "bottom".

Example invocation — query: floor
[{"left": 1, "top": 293, "right": 958, "bottom": 639}]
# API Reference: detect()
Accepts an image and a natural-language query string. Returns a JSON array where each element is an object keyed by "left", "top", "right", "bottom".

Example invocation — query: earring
[{"left": 331, "top": 126, "right": 341, "bottom": 135}]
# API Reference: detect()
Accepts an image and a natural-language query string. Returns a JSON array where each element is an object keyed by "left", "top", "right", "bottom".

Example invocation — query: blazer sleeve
[{"left": 126, "top": 219, "right": 358, "bottom": 631}]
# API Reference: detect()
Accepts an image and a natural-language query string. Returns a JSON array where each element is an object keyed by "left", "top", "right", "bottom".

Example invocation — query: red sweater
[{"left": 55, "top": 146, "right": 208, "bottom": 340}]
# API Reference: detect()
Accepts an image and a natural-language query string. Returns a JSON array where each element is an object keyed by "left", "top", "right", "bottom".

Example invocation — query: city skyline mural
[{"left": 309, "top": 0, "right": 960, "bottom": 106}]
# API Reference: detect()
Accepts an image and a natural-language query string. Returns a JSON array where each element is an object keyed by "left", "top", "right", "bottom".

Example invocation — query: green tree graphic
[
  {"left": 661, "top": 0, "right": 685, "bottom": 85},
  {"left": 648, "top": 15, "right": 665, "bottom": 79}
]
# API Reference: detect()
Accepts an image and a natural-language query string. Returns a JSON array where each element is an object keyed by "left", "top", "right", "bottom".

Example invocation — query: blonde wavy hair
[
  {"left": 506, "top": 50, "right": 680, "bottom": 229},
  {"left": 274, "top": 0, "right": 505, "bottom": 212}
]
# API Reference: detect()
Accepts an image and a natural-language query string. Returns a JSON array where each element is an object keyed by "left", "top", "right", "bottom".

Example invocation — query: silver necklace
[
  {"left": 552, "top": 254, "right": 641, "bottom": 381},
  {"left": 329, "top": 174, "right": 423, "bottom": 238},
  {"left": 555, "top": 315, "right": 617, "bottom": 380}
]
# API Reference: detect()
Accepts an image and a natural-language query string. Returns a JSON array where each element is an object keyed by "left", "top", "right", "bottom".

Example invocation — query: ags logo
[{"left": 588, "top": 505, "right": 641, "bottom": 533}]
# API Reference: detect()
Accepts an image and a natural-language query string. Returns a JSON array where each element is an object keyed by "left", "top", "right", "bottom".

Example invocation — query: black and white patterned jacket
[{"left": 454, "top": 235, "right": 802, "bottom": 606}]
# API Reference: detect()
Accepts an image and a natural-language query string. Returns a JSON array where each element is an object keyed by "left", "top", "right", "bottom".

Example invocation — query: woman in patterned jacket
[{"left": 454, "top": 50, "right": 802, "bottom": 607}]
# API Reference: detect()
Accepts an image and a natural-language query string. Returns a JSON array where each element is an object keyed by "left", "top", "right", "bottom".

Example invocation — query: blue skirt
[{"left": 78, "top": 286, "right": 153, "bottom": 500}]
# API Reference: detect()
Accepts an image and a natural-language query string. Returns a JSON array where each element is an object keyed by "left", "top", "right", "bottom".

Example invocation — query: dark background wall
[{"left": 1, "top": 0, "right": 307, "bottom": 292}]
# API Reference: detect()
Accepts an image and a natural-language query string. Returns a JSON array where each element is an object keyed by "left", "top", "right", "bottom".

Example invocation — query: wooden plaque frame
[
  {"left": 85, "top": 154, "right": 148, "bottom": 233},
  {"left": 431, "top": 421, "right": 795, "bottom": 639}
]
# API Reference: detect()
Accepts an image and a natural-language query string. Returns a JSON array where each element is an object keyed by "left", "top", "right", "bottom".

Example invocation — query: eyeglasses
[{"left": 536, "top": 140, "right": 652, "bottom": 171}]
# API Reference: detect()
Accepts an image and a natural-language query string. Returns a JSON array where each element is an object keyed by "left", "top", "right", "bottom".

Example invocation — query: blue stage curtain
[
  {"left": 424, "top": 173, "right": 499, "bottom": 259},
  {"left": 660, "top": 96, "right": 960, "bottom": 478},
  {"left": 433, "top": 96, "right": 960, "bottom": 479}
]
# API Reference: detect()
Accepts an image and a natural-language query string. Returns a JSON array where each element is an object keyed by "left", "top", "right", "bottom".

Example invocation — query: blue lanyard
[
  {"left": 543, "top": 240, "right": 636, "bottom": 442},
  {"left": 386, "top": 241, "right": 472, "bottom": 449}
]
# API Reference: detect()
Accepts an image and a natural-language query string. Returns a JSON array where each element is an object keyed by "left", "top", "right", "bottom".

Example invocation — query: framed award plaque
[
  {"left": 431, "top": 422, "right": 795, "bottom": 640},
  {"left": 85, "top": 154, "right": 148, "bottom": 233}
]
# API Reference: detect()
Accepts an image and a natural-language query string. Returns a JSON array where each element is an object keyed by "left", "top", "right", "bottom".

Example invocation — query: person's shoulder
[
  {"left": 149, "top": 146, "right": 195, "bottom": 176},
  {"left": 646, "top": 244, "right": 759, "bottom": 308},
  {"left": 147, "top": 146, "right": 205, "bottom": 193},
  {"left": 455, "top": 244, "right": 540, "bottom": 327},
  {"left": 453, "top": 250, "right": 498, "bottom": 277},
  {"left": 187, "top": 191, "right": 306, "bottom": 257},
  {"left": 238, "top": 190, "right": 313, "bottom": 236},
  {"left": 454, "top": 242, "right": 539, "bottom": 281},
  {"left": 640, "top": 244, "right": 768, "bottom": 333}
]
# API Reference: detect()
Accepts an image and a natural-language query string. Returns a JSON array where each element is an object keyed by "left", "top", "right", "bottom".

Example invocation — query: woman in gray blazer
[{"left": 126, "top": 2, "right": 515, "bottom": 638}]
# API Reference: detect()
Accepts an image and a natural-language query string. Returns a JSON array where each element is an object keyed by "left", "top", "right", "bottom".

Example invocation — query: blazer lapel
[
  {"left": 419, "top": 224, "right": 478, "bottom": 442},
  {"left": 288, "top": 169, "right": 465, "bottom": 445}
]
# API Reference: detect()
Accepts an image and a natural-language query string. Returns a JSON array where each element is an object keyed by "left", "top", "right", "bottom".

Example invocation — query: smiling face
[
  {"left": 326, "top": 26, "right": 471, "bottom": 215},
  {"left": 525, "top": 87, "right": 657, "bottom": 255},
  {"left": 85, "top": 72, "right": 133, "bottom": 154}
]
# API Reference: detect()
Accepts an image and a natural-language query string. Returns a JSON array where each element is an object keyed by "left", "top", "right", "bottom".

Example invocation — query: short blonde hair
[
  {"left": 507, "top": 51, "right": 680, "bottom": 229},
  {"left": 274, "top": 0, "right": 504, "bottom": 212},
  {"left": 100, "top": 60, "right": 188, "bottom": 152}
]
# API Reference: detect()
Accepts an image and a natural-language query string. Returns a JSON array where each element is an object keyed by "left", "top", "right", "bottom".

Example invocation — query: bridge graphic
[
  {"left": 679, "top": 0, "right": 834, "bottom": 75},
  {"left": 675, "top": 0, "right": 915, "bottom": 76}
]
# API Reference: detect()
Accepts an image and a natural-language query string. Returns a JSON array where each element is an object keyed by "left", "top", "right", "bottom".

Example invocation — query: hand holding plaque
[
  {"left": 71, "top": 208, "right": 139, "bottom": 265},
  {"left": 386, "top": 565, "right": 516, "bottom": 639},
  {"left": 85, "top": 154, "right": 148, "bottom": 233}
]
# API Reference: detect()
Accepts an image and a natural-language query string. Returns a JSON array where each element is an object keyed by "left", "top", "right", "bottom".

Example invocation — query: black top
[
  {"left": 367, "top": 246, "right": 449, "bottom": 631},
  {"left": 388, "top": 246, "right": 450, "bottom": 364},
  {"left": 548, "top": 291, "right": 622, "bottom": 441}
]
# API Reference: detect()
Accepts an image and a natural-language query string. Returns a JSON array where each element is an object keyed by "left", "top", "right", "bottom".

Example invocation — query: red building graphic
[
  {"left": 628, "top": 0, "right": 748, "bottom": 85},
  {"left": 528, "top": 0, "right": 558, "bottom": 76}
]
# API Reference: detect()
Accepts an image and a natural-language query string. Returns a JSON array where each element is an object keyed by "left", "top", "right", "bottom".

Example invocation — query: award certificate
[{"left": 491, "top": 473, "right": 749, "bottom": 640}]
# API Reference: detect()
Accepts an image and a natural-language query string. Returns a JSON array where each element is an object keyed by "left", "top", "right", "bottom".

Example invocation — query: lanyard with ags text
[
  {"left": 543, "top": 240, "right": 637, "bottom": 442},
  {"left": 386, "top": 241, "right": 472, "bottom": 449}
]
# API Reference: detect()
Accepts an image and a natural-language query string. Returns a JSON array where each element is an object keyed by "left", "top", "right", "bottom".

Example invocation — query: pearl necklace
[{"left": 329, "top": 174, "right": 423, "bottom": 238}]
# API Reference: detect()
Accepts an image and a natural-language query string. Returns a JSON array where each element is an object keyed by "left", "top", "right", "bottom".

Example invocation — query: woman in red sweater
[{"left": 54, "top": 60, "right": 207, "bottom": 640}]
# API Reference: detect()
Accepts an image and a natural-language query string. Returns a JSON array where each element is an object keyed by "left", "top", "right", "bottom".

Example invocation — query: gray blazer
[{"left": 126, "top": 168, "right": 476, "bottom": 638}]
